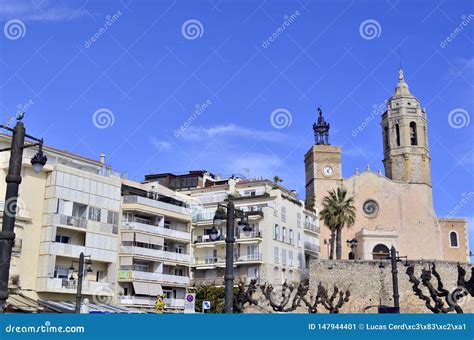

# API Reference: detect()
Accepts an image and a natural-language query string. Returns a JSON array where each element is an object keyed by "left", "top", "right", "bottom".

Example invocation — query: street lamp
[
  {"left": 378, "top": 246, "right": 408, "bottom": 313},
  {"left": 69, "top": 253, "right": 93, "bottom": 313},
  {"left": 211, "top": 200, "right": 253, "bottom": 313},
  {"left": 0, "top": 115, "right": 47, "bottom": 313}
]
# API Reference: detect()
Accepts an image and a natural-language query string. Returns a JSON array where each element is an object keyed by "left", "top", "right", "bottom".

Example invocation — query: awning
[
  {"left": 121, "top": 233, "right": 134, "bottom": 242},
  {"left": 132, "top": 282, "right": 163, "bottom": 296},
  {"left": 149, "top": 235, "right": 164, "bottom": 246},
  {"left": 135, "top": 233, "right": 149, "bottom": 244},
  {"left": 119, "top": 256, "right": 133, "bottom": 266},
  {"left": 133, "top": 282, "right": 149, "bottom": 295},
  {"left": 6, "top": 294, "right": 44, "bottom": 313},
  {"left": 148, "top": 283, "right": 163, "bottom": 296}
]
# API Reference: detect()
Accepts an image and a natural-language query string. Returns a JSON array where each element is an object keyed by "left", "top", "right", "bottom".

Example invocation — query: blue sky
[{"left": 0, "top": 0, "right": 473, "bottom": 251}]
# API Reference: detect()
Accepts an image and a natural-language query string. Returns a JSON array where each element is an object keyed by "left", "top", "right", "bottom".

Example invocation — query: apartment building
[
  {"left": 0, "top": 135, "right": 121, "bottom": 303},
  {"left": 145, "top": 171, "right": 321, "bottom": 286},
  {"left": 116, "top": 179, "right": 192, "bottom": 312}
]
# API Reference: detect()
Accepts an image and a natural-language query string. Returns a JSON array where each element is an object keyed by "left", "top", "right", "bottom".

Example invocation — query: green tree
[
  {"left": 194, "top": 284, "right": 240, "bottom": 313},
  {"left": 319, "top": 187, "right": 356, "bottom": 260},
  {"left": 272, "top": 176, "right": 283, "bottom": 189}
]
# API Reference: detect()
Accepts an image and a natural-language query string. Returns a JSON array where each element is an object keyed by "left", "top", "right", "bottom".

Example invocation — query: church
[{"left": 304, "top": 69, "right": 469, "bottom": 262}]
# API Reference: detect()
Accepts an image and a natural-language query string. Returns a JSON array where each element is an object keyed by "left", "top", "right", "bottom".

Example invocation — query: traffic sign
[{"left": 202, "top": 300, "right": 211, "bottom": 310}]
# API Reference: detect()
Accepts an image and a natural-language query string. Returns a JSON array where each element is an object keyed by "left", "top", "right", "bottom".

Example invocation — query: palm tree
[
  {"left": 319, "top": 187, "right": 356, "bottom": 260},
  {"left": 272, "top": 176, "right": 283, "bottom": 189}
]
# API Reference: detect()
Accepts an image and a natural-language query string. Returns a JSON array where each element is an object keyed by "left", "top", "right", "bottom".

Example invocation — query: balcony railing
[
  {"left": 117, "top": 296, "right": 185, "bottom": 308},
  {"left": 193, "top": 275, "right": 260, "bottom": 286},
  {"left": 193, "top": 231, "right": 262, "bottom": 244},
  {"left": 304, "top": 222, "right": 320, "bottom": 233},
  {"left": 118, "top": 270, "right": 190, "bottom": 285},
  {"left": 37, "top": 278, "right": 114, "bottom": 295},
  {"left": 58, "top": 214, "right": 88, "bottom": 228},
  {"left": 123, "top": 195, "right": 189, "bottom": 216},
  {"left": 43, "top": 242, "right": 86, "bottom": 258},
  {"left": 194, "top": 253, "right": 262, "bottom": 265},
  {"left": 304, "top": 242, "right": 320, "bottom": 253},
  {"left": 124, "top": 222, "right": 190, "bottom": 241},
  {"left": 120, "top": 246, "right": 191, "bottom": 263}
]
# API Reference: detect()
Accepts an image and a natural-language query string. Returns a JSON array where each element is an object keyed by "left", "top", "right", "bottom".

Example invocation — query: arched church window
[
  {"left": 395, "top": 124, "right": 400, "bottom": 146},
  {"left": 384, "top": 126, "right": 389, "bottom": 149},
  {"left": 410, "top": 122, "right": 418, "bottom": 145},
  {"left": 372, "top": 244, "right": 390, "bottom": 260},
  {"left": 449, "top": 231, "right": 458, "bottom": 247}
]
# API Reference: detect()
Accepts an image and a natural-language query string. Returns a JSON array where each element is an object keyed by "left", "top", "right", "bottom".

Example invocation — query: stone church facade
[{"left": 304, "top": 69, "right": 469, "bottom": 263}]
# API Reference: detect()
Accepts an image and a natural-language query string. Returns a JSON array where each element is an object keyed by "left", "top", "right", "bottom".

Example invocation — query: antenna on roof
[{"left": 398, "top": 47, "right": 403, "bottom": 69}]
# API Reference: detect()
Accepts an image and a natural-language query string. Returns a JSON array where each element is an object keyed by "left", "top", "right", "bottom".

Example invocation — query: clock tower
[{"left": 305, "top": 108, "right": 342, "bottom": 210}]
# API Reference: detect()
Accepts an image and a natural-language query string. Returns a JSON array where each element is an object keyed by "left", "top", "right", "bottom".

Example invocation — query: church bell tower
[{"left": 381, "top": 69, "right": 432, "bottom": 186}]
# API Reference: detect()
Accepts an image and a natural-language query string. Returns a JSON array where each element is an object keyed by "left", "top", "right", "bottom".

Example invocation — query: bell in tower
[{"left": 313, "top": 107, "right": 330, "bottom": 145}]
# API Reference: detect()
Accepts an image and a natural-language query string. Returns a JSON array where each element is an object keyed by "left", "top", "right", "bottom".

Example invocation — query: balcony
[
  {"left": 193, "top": 231, "right": 263, "bottom": 244},
  {"left": 117, "top": 296, "right": 184, "bottom": 308},
  {"left": 192, "top": 210, "right": 263, "bottom": 223},
  {"left": 117, "top": 295, "right": 155, "bottom": 306},
  {"left": 54, "top": 214, "right": 88, "bottom": 229},
  {"left": 304, "top": 242, "right": 320, "bottom": 253},
  {"left": 120, "top": 246, "right": 191, "bottom": 263},
  {"left": 304, "top": 222, "right": 320, "bottom": 234},
  {"left": 193, "top": 275, "right": 259, "bottom": 286},
  {"left": 41, "top": 242, "right": 85, "bottom": 258},
  {"left": 124, "top": 222, "right": 190, "bottom": 241},
  {"left": 194, "top": 253, "right": 262, "bottom": 266},
  {"left": 37, "top": 278, "right": 114, "bottom": 295},
  {"left": 123, "top": 195, "right": 189, "bottom": 216},
  {"left": 118, "top": 270, "right": 190, "bottom": 285}
]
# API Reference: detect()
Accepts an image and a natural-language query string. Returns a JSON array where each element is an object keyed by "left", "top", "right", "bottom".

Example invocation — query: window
[
  {"left": 449, "top": 231, "right": 459, "bottom": 248},
  {"left": 395, "top": 124, "right": 400, "bottom": 146},
  {"left": 289, "top": 229, "right": 293, "bottom": 245},
  {"left": 281, "top": 249, "right": 287, "bottom": 265},
  {"left": 297, "top": 232, "right": 301, "bottom": 247},
  {"left": 410, "top": 122, "right": 418, "bottom": 145},
  {"left": 55, "top": 235, "right": 71, "bottom": 244},
  {"left": 274, "top": 224, "right": 279, "bottom": 240},
  {"left": 288, "top": 250, "right": 293, "bottom": 266},
  {"left": 96, "top": 271, "right": 105, "bottom": 282},
  {"left": 282, "top": 227, "right": 286, "bottom": 242},
  {"left": 281, "top": 206, "right": 287, "bottom": 222},
  {"left": 88, "top": 207, "right": 101, "bottom": 222},
  {"left": 274, "top": 246, "right": 279, "bottom": 263},
  {"left": 244, "top": 190, "right": 256, "bottom": 197},
  {"left": 384, "top": 126, "right": 389, "bottom": 149},
  {"left": 107, "top": 211, "right": 119, "bottom": 225},
  {"left": 297, "top": 212, "right": 301, "bottom": 228},
  {"left": 54, "top": 266, "right": 70, "bottom": 280}
]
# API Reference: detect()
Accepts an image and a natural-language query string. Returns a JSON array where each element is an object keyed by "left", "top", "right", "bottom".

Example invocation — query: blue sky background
[{"left": 0, "top": 0, "right": 473, "bottom": 252}]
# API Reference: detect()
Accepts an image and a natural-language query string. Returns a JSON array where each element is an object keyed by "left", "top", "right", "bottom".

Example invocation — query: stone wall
[{"left": 244, "top": 259, "right": 473, "bottom": 313}]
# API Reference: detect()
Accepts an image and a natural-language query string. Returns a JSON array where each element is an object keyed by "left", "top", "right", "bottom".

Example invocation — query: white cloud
[
  {"left": 226, "top": 152, "right": 284, "bottom": 179},
  {"left": 150, "top": 137, "right": 171, "bottom": 151},
  {"left": 179, "top": 124, "right": 290, "bottom": 144},
  {"left": 0, "top": 0, "right": 87, "bottom": 22}
]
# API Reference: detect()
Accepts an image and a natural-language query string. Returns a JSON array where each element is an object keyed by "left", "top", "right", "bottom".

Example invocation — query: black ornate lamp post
[
  {"left": 0, "top": 115, "right": 47, "bottom": 313},
  {"left": 378, "top": 245, "right": 408, "bottom": 313},
  {"left": 209, "top": 200, "right": 252, "bottom": 313},
  {"left": 69, "top": 253, "right": 93, "bottom": 313}
]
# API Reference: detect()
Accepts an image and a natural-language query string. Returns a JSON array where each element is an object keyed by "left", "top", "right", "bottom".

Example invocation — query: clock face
[{"left": 323, "top": 166, "right": 333, "bottom": 177}]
